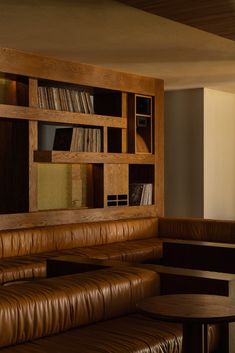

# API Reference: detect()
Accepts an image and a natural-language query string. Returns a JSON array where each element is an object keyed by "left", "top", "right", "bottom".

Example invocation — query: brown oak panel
[
  {"left": 0, "top": 104, "right": 126, "bottom": 128},
  {"left": 0, "top": 205, "right": 158, "bottom": 230},
  {"left": 0, "top": 48, "right": 160, "bottom": 95},
  {"left": 28, "top": 79, "right": 38, "bottom": 211},
  {"left": 34, "top": 151, "right": 155, "bottom": 164}
]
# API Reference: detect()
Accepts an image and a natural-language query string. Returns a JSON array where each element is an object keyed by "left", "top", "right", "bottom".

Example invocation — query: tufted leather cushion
[
  {"left": 159, "top": 217, "right": 235, "bottom": 243},
  {"left": 0, "top": 267, "right": 160, "bottom": 348},
  {"left": 0, "top": 310, "right": 219, "bottom": 353},
  {"left": 0, "top": 257, "right": 46, "bottom": 284},
  {"left": 0, "top": 314, "right": 183, "bottom": 353},
  {"left": 0, "top": 237, "right": 163, "bottom": 285},
  {"left": 0, "top": 266, "right": 220, "bottom": 352},
  {"left": 0, "top": 218, "right": 158, "bottom": 258},
  {"left": 61, "top": 237, "right": 162, "bottom": 262}
]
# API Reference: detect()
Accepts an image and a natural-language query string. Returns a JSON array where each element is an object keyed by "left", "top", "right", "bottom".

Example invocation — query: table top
[{"left": 137, "top": 294, "right": 235, "bottom": 324}]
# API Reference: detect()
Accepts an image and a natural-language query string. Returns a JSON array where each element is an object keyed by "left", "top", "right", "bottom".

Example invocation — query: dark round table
[{"left": 137, "top": 294, "right": 235, "bottom": 353}]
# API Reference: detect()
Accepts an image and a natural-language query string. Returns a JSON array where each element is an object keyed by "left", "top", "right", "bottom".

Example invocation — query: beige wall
[
  {"left": 164, "top": 89, "right": 204, "bottom": 217},
  {"left": 165, "top": 88, "right": 235, "bottom": 220},
  {"left": 204, "top": 88, "right": 235, "bottom": 220}
]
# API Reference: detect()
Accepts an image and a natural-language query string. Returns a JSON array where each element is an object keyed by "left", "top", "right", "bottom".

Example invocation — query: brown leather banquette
[
  {"left": 0, "top": 217, "right": 161, "bottom": 284},
  {"left": 159, "top": 217, "right": 235, "bottom": 242},
  {"left": 0, "top": 266, "right": 219, "bottom": 353},
  {"left": 1, "top": 215, "right": 235, "bottom": 285}
]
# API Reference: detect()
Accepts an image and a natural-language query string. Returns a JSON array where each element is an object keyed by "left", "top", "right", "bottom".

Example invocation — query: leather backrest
[
  {"left": 0, "top": 267, "right": 160, "bottom": 348},
  {"left": 159, "top": 217, "right": 235, "bottom": 243},
  {"left": 0, "top": 217, "right": 158, "bottom": 258}
]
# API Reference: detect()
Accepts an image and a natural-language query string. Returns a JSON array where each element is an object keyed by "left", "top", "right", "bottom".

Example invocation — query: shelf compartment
[
  {"left": 128, "top": 94, "right": 153, "bottom": 154},
  {"left": 0, "top": 118, "right": 29, "bottom": 214},
  {"left": 38, "top": 163, "right": 103, "bottom": 211},
  {"left": 136, "top": 95, "right": 151, "bottom": 116},
  {"left": 37, "top": 80, "right": 94, "bottom": 114},
  {"left": 129, "top": 164, "right": 154, "bottom": 206},
  {"left": 136, "top": 115, "right": 152, "bottom": 153},
  {"left": 34, "top": 151, "right": 155, "bottom": 164},
  {"left": 93, "top": 88, "right": 122, "bottom": 117},
  {"left": 38, "top": 123, "right": 103, "bottom": 153},
  {"left": 0, "top": 73, "right": 28, "bottom": 107},
  {"left": 108, "top": 127, "right": 122, "bottom": 153},
  {"left": 0, "top": 104, "right": 126, "bottom": 128},
  {"left": 38, "top": 80, "right": 122, "bottom": 118}
]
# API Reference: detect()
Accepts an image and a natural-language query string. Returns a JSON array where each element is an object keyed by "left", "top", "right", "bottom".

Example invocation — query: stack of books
[
  {"left": 38, "top": 86, "right": 94, "bottom": 114},
  {"left": 129, "top": 183, "right": 152, "bottom": 206},
  {"left": 53, "top": 127, "right": 101, "bottom": 152}
]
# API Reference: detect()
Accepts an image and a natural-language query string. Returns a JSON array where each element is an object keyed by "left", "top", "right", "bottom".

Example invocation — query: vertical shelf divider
[
  {"left": 155, "top": 80, "right": 164, "bottom": 215},
  {"left": 128, "top": 94, "right": 136, "bottom": 154},
  {"left": 122, "top": 92, "right": 127, "bottom": 153},
  {"left": 28, "top": 78, "right": 38, "bottom": 211},
  {"left": 103, "top": 127, "right": 108, "bottom": 153}
]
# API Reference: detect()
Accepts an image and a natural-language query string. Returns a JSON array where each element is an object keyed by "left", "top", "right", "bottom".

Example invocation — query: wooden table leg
[{"left": 182, "top": 323, "right": 209, "bottom": 353}]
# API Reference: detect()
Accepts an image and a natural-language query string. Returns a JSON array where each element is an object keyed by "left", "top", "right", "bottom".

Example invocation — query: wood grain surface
[
  {"left": 118, "top": 0, "right": 235, "bottom": 41},
  {"left": 34, "top": 151, "right": 155, "bottom": 164},
  {"left": 137, "top": 294, "right": 235, "bottom": 323}
]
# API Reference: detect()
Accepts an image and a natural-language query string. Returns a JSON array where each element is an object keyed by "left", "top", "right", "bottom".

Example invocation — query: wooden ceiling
[{"left": 118, "top": 0, "right": 235, "bottom": 41}]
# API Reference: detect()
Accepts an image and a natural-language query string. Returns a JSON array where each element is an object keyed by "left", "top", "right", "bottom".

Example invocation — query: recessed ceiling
[
  {"left": 118, "top": 0, "right": 235, "bottom": 41},
  {"left": 0, "top": 0, "right": 234, "bottom": 92}
]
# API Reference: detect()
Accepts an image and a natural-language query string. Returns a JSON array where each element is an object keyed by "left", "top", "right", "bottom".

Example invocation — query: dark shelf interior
[
  {"left": 0, "top": 118, "right": 29, "bottom": 213},
  {"left": 108, "top": 128, "right": 122, "bottom": 153},
  {"left": 0, "top": 73, "right": 28, "bottom": 106},
  {"left": 93, "top": 88, "right": 122, "bottom": 117},
  {"left": 136, "top": 96, "right": 151, "bottom": 115}
]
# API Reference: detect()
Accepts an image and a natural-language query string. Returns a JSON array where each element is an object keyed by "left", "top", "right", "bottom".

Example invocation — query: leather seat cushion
[
  {"left": 0, "top": 257, "right": 46, "bottom": 284},
  {"left": 159, "top": 217, "right": 235, "bottom": 243},
  {"left": 0, "top": 267, "right": 160, "bottom": 348},
  {"left": 0, "top": 314, "right": 219, "bottom": 353},
  {"left": 62, "top": 237, "right": 163, "bottom": 262},
  {"left": 0, "top": 218, "right": 158, "bottom": 258},
  {"left": 0, "top": 238, "right": 163, "bottom": 284}
]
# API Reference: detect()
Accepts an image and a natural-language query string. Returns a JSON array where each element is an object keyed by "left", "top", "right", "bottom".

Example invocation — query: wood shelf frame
[
  {"left": 34, "top": 151, "right": 155, "bottom": 164},
  {"left": 0, "top": 104, "right": 126, "bottom": 128},
  {"left": 0, "top": 205, "right": 158, "bottom": 231},
  {"left": 0, "top": 48, "right": 158, "bottom": 95}
]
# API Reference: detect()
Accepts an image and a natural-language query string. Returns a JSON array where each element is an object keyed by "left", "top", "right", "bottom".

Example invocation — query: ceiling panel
[{"left": 118, "top": 0, "right": 235, "bottom": 41}]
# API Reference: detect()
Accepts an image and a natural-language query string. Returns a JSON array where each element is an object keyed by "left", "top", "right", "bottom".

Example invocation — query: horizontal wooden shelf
[
  {"left": 34, "top": 151, "right": 155, "bottom": 164},
  {"left": 0, "top": 48, "right": 159, "bottom": 96},
  {"left": 0, "top": 104, "right": 126, "bottom": 128},
  {"left": 0, "top": 205, "right": 158, "bottom": 231}
]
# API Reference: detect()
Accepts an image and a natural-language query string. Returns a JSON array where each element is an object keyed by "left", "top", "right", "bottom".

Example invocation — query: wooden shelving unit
[{"left": 0, "top": 48, "right": 164, "bottom": 228}]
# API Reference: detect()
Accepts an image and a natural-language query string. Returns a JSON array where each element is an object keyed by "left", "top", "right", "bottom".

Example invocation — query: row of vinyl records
[
  {"left": 38, "top": 86, "right": 94, "bottom": 114},
  {"left": 53, "top": 127, "right": 101, "bottom": 152},
  {"left": 129, "top": 183, "right": 153, "bottom": 206}
]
